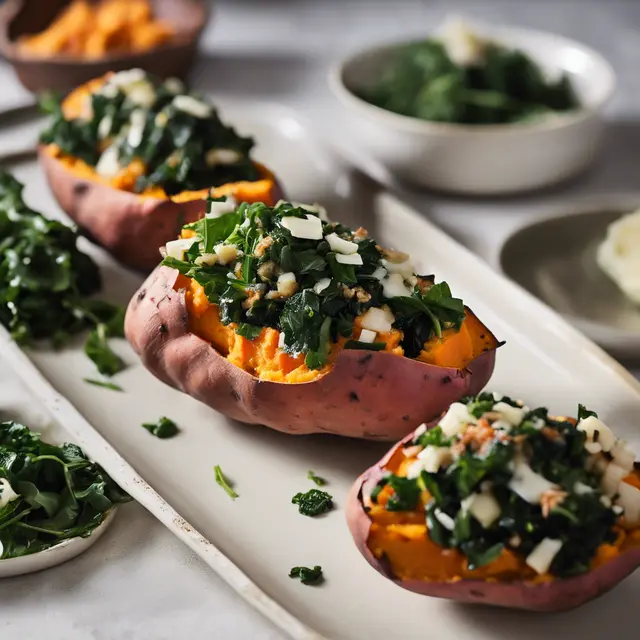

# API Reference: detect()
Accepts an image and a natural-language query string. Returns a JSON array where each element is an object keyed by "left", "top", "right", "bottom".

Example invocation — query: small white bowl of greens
[
  {"left": 329, "top": 19, "right": 616, "bottom": 195},
  {"left": 0, "top": 419, "right": 129, "bottom": 577}
]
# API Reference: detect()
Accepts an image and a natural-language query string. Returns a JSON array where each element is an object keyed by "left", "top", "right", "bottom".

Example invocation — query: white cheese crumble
[
  {"left": 434, "top": 509, "right": 455, "bottom": 531},
  {"left": 95, "top": 145, "right": 121, "bottom": 177},
  {"left": 214, "top": 243, "right": 239, "bottom": 265},
  {"left": 508, "top": 457, "right": 558, "bottom": 504},
  {"left": 381, "top": 273, "right": 413, "bottom": 298},
  {"left": 438, "top": 402, "right": 476, "bottom": 438},
  {"left": 360, "top": 307, "right": 394, "bottom": 333},
  {"left": 205, "top": 148, "right": 242, "bottom": 167},
  {"left": 0, "top": 478, "right": 19, "bottom": 509},
  {"left": 335, "top": 253, "right": 363, "bottom": 265},
  {"left": 277, "top": 272, "right": 298, "bottom": 297},
  {"left": 97, "top": 114, "right": 113, "bottom": 140},
  {"left": 439, "top": 17, "right": 487, "bottom": 67},
  {"left": 611, "top": 440, "right": 636, "bottom": 472},
  {"left": 615, "top": 482, "right": 640, "bottom": 526},
  {"left": 525, "top": 538, "right": 563, "bottom": 575},
  {"left": 278, "top": 332, "right": 286, "bottom": 349},
  {"left": 325, "top": 232, "right": 358, "bottom": 255},
  {"left": 493, "top": 402, "right": 526, "bottom": 426},
  {"left": 573, "top": 481, "right": 594, "bottom": 495},
  {"left": 372, "top": 266, "right": 388, "bottom": 281},
  {"left": 173, "top": 95, "right": 212, "bottom": 119},
  {"left": 463, "top": 491, "right": 501, "bottom": 529},
  {"left": 602, "top": 462, "right": 628, "bottom": 497},
  {"left": 417, "top": 445, "right": 453, "bottom": 473},
  {"left": 165, "top": 238, "right": 198, "bottom": 260},
  {"left": 164, "top": 77, "right": 185, "bottom": 95},
  {"left": 194, "top": 252, "right": 218, "bottom": 267},
  {"left": 109, "top": 68, "right": 146, "bottom": 88},
  {"left": 207, "top": 197, "right": 237, "bottom": 218},
  {"left": 313, "top": 278, "right": 331, "bottom": 294},
  {"left": 127, "top": 109, "right": 146, "bottom": 149},
  {"left": 281, "top": 214, "right": 323, "bottom": 240},
  {"left": 358, "top": 329, "right": 377, "bottom": 344}
]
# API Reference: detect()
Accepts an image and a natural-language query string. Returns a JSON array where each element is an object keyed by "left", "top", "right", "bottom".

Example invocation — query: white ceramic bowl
[{"left": 329, "top": 26, "right": 616, "bottom": 195}]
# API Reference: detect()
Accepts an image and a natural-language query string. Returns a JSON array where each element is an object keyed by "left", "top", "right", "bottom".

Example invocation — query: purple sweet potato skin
[
  {"left": 39, "top": 147, "right": 284, "bottom": 272},
  {"left": 346, "top": 430, "right": 640, "bottom": 610},
  {"left": 124, "top": 266, "right": 498, "bottom": 440}
]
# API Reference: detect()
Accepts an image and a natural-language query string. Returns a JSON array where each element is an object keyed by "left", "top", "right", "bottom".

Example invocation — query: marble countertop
[{"left": 1, "top": 1, "right": 639, "bottom": 638}]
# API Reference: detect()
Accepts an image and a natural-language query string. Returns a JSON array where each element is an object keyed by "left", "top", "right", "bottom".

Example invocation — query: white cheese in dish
[
  {"left": 525, "top": 538, "right": 563, "bottom": 575},
  {"left": 281, "top": 215, "right": 323, "bottom": 240},
  {"left": 360, "top": 307, "right": 395, "bottom": 333},
  {"left": 165, "top": 238, "right": 198, "bottom": 260},
  {"left": 616, "top": 482, "right": 640, "bottom": 526},
  {"left": 597, "top": 209, "right": 640, "bottom": 304},
  {"left": 0, "top": 478, "right": 19, "bottom": 509},
  {"left": 577, "top": 415, "right": 616, "bottom": 452},
  {"left": 194, "top": 253, "right": 218, "bottom": 267},
  {"left": 602, "top": 462, "right": 628, "bottom": 496},
  {"left": 493, "top": 402, "right": 526, "bottom": 427},
  {"left": 95, "top": 145, "right": 121, "bottom": 177},
  {"left": 164, "top": 77, "right": 185, "bottom": 95},
  {"left": 358, "top": 329, "right": 377, "bottom": 343},
  {"left": 439, "top": 16, "right": 487, "bottom": 67},
  {"left": 381, "top": 257, "right": 414, "bottom": 277},
  {"left": 463, "top": 492, "right": 501, "bottom": 528},
  {"left": 278, "top": 332, "right": 286, "bottom": 348},
  {"left": 126, "top": 81, "right": 156, "bottom": 108},
  {"left": 127, "top": 110, "right": 146, "bottom": 149},
  {"left": 438, "top": 402, "right": 476, "bottom": 438},
  {"left": 611, "top": 440, "right": 636, "bottom": 472},
  {"left": 508, "top": 458, "right": 558, "bottom": 503},
  {"left": 417, "top": 446, "right": 453, "bottom": 473},
  {"left": 434, "top": 509, "right": 455, "bottom": 531},
  {"left": 325, "top": 232, "right": 358, "bottom": 255},
  {"left": 173, "top": 95, "right": 212, "bottom": 119}
]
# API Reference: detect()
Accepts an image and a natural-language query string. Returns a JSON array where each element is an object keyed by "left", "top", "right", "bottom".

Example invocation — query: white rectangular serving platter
[{"left": 1, "top": 101, "right": 639, "bottom": 640}]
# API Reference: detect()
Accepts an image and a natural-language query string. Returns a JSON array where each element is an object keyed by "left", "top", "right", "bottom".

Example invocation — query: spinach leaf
[
  {"left": 84, "top": 324, "right": 125, "bottom": 377},
  {"left": 235, "top": 323, "right": 263, "bottom": 340},
  {"left": 292, "top": 489, "right": 333, "bottom": 516},
  {"left": 83, "top": 378, "right": 123, "bottom": 392},
  {"left": 385, "top": 475, "right": 421, "bottom": 512},
  {"left": 289, "top": 565, "right": 323, "bottom": 585},
  {"left": 142, "top": 417, "right": 180, "bottom": 439},
  {"left": 0, "top": 420, "right": 130, "bottom": 559}
]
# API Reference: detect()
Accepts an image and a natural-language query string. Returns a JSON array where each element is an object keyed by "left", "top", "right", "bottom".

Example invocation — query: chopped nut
[
  {"left": 380, "top": 247, "right": 410, "bottom": 264},
  {"left": 257, "top": 261, "right": 276, "bottom": 282},
  {"left": 416, "top": 276, "right": 434, "bottom": 294},
  {"left": 242, "top": 288, "right": 263, "bottom": 310},
  {"left": 255, "top": 235, "right": 273, "bottom": 257},
  {"left": 541, "top": 426, "right": 562, "bottom": 442},
  {"left": 341, "top": 285, "right": 372, "bottom": 303},
  {"left": 540, "top": 489, "right": 568, "bottom": 518},
  {"left": 353, "top": 227, "right": 369, "bottom": 240}
]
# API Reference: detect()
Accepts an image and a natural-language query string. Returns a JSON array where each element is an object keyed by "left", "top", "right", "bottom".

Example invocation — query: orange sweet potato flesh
[
  {"left": 19, "top": 0, "right": 174, "bottom": 58},
  {"left": 39, "top": 76, "right": 283, "bottom": 272},
  {"left": 124, "top": 266, "right": 499, "bottom": 440},
  {"left": 347, "top": 425, "right": 640, "bottom": 611}
]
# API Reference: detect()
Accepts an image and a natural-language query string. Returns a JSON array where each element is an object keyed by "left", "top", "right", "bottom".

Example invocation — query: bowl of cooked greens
[{"left": 329, "top": 20, "right": 615, "bottom": 194}]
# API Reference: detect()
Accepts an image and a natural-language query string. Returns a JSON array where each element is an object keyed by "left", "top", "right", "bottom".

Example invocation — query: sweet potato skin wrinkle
[
  {"left": 124, "top": 266, "right": 498, "bottom": 439},
  {"left": 346, "top": 427, "right": 640, "bottom": 610}
]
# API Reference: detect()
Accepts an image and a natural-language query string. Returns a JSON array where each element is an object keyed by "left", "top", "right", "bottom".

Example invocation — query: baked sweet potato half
[
  {"left": 347, "top": 393, "right": 640, "bottom": 609},
  {"left": 38, "top": 70, "right": 283, "bottom": 271},
  {"left": 125, "top": 199, "right": 500, "bottom": 439}
]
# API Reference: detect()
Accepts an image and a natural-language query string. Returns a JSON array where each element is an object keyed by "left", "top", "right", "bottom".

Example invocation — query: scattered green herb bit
[
  {"left": 214, "top": 465, "right": 238, "bottom": 499},
  {"left": 0, "top": 172, "right": 124, "bottom": 372},
  {"left": 289, "top": 565, "right": 323, "bottom": 585},
  {"left": 357, "top": 33, "right": 579, "bottom": 125},
  {"left": 83, "top": 378, "right": 123, "bottom": 392},
  {"left": 292, "top": 489, "right": 333, "bottom": 516},
  {"left": 379, "top": 392, "right": 621, "bottom": 578},
  {"left": 161, "top": 198, "right": 465, "bottom": 368},
  {"left": 0, "top": 420, "right": 130, "bottom": 559},
  {"left": 577, "top": 404, "right": 597, "bottom": 421},
  {"left": 307, "top": 470, "right": 327, "bottom": 487},
  {"left": 40, "top": 72, "right": 258, "bottom": 195},
  {"left": 142, "top": 417, "right": 179, "bottom": 439}
]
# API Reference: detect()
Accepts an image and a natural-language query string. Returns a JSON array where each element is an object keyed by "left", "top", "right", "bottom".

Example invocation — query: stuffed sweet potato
[
  {"left": 38, "top": 70, "right": 282, "bottom": 271},
  {"left": 347, "top": 392, "right": 640, "bottom": 609},
  {"left": 125, "top": 199, "right": 500, "bottom": 439}
]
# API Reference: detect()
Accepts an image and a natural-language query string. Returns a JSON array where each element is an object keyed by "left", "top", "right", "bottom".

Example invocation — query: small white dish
[
  {"left": 329, "top": 25, "right": 616, "bottom": 195},
  {"left": 499, "top": 199, "right": 640, "bottom": 358},
  {"left": 0, "top": 507, "right": 117, "bottom": 578}
]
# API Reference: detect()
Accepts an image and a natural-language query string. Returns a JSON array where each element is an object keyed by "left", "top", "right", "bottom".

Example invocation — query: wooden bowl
[{"left": 0, "top": 0, "right": 210, "bottom": 93}]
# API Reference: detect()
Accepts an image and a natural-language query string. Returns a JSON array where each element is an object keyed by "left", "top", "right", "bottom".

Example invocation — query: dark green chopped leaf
[
  {"left": 235, "top": 322, "right": 263, "bottom": 340},
  {"left": 142, "top": 417, "right": 180, "bottom": 439},
  {"left": 0, "top": 420, "right": 130, "bottom": 559},
  {"left": 463, "top": 542, "right": 505, "bottom": 571},
  {"left": 292, "top": 489, "right": 333, "bottom": 516},
  {"left": 289, "top": 565, "right": 323, "bottom": 585},
  {"left": 577, "top": 404, "right": 597, "bottom": 421},
  {"left": 307, "top": 470, "right": 327, "bottom": 487},
  {"left": 214, "top": 465, "right": 238, "bottom": 499},
  {"left": 414, "top": 426, "right": 452, "bottom": 449},
  {"left": 84, "top": 324, "right": 125, "bottom": 377},
  {"left": 385, "top": 475, "right": 421, "bottom": 512},
  {"left": 344, "top": 340, "right": 387, "bottom": 351},
  {"left": 83, "top": 378, "right": 123, "bottom": 392}
]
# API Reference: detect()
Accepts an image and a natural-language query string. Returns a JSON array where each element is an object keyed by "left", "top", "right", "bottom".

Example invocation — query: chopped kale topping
[
  {"left": 292, "top": 488, "right": 334, "bottom": 516},
  {"left": 307, "top": 470, "right": 327, "bottom": 487},
  {"left": 378, "top": 393, "right": 624, "bottom": 578},
  {"left": 214, "top": 465, "right": 238, "bottom": 499},
  {"left": 40, "top": 72, "right": 258, "bottom": 195},
  {"left": 163, "top": 199, "right": 466, "bottom": 368}
]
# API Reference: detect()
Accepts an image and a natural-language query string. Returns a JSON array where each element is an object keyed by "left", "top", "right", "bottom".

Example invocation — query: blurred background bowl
[
  {"left": 0, "top": 0, "right": 210, "bottom": 93},
  {"left": 329, "top": 26, "right": 616, "bottom": 195}
]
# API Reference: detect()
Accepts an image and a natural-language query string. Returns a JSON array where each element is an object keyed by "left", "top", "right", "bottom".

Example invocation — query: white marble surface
[{"left": 0, "top": 1, "right": 639, "bottom": 638}]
